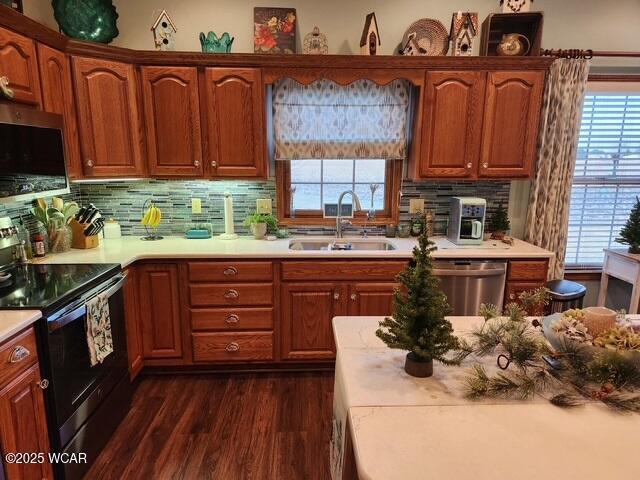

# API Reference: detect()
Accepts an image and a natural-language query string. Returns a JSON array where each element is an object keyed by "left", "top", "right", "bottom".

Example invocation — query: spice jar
[{"left": 32, "top": 233, "right": 46, "bottom": 258}]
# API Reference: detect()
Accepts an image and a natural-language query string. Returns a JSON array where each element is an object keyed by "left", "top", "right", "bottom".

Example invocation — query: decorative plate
[{"left": 400, "top": 19, "right": 449, "bottom": 56}]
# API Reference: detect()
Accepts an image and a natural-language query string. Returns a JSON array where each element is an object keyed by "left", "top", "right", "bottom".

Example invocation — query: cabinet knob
[
  {"left": 224, "top": 289, "right": 239, "bottom": 300},
  {"left": 225, "top": 314, "right": 239, "bottom": 324},
  {"left": 211, "top": 161, "right": 217, "bottom": 168},
  {"left": 86, "top": 159, "right": 94, "bottom": 168},
  {"left": 466, "top": 162, "right": 472, "bottom": 169},
  {"left": 509, "top": 293, "right": 516, "bottom": 300},
  {"left": 334, "top": 293, "right": 340, "bottom": 300},
  {"left": 38, "top": 379, "right": 49, "bottom": 390},
  {"left": 0, "top": 76, "right": 14, "bottom": 100},
  {"left": 350, "top": 293, "right": 357, "bottom": 301},
  {"left": 194, "top": 160, "right": 200, "bottom": 167},
  {"left": 223, "top": 266, "right": 238, "bottom": 276},
  {"left": 482, "top": 162, "right": 488, "bottom": 169},
  {"left": 225, "top": 342, "right": 240, "bottom": 352},
  {"left": 8, "top": 345, "right": 30, "bottom": 363}
]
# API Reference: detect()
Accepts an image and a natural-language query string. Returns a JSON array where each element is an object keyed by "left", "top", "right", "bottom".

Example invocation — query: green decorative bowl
[{"left": 52, "top": 0, "right": 119, "bottom": 44}]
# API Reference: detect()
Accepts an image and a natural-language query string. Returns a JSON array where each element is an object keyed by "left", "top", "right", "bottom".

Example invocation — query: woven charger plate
[{"left": 402, "top": 18, "right": 449, "bottom": 56}]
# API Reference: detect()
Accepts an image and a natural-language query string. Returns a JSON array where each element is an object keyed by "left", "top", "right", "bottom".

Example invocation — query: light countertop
[
  {"left": 331, "top": 316, "right": 640, "bottom": 480},
  {"left": 0, "top": 310, "right": 41, "bottom": 343},
  {"left": 32, "top": 235, "right": 553, "bottom": 268}
]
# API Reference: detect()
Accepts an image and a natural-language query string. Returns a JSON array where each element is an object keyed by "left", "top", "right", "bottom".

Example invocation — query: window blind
[
  {"left": 272, "top": 78, "right": 410, "bottom": 161},
  {"left": 566, "top": 93, "right": 640, "bottom": 267}
]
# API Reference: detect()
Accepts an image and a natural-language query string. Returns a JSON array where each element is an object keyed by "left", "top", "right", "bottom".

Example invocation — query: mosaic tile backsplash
[{"left": 0, "top": 179, "right": 511, "bottom": 237}]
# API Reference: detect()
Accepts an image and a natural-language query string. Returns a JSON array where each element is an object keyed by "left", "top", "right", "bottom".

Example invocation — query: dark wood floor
[{"left": 85, "top": 372, "right": 335, "bottom": 480}]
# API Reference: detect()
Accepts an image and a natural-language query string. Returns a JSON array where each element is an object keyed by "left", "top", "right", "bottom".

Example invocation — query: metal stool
[{"left": 545, "top": 279, "right": 587, "bottom": 314}]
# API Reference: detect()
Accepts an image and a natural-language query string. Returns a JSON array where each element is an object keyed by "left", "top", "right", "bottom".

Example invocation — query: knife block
[{"left": 70, "top": 219, "right": 100, "bottom": 249}]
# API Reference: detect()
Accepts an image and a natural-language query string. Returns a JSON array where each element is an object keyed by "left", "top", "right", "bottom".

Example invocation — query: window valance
[{"left": 272, "top": 78, "right": 410, "bottom": 161}]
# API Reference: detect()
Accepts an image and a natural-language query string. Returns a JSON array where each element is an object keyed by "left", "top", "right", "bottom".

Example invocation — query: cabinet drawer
[
  {"left": 0, "top": 327, "right": 38, "bottom": 388},
  {"left": 189, "top": 262, "right": 273, "bottom": 282},
  {"left": 281, "top": 261, "right": 407, "bottom": 281},
  {"left": 507, "top": 260, "right": 548, "bottom": 281},
  {"left": 189, "top": 283, "right": 273, "bottom": 307},
  {"left": 191, "top": 308, "right": 273, "bottom": 331},
  {"left": 192, "top": 332, "right": 273, "bottom": 362}
]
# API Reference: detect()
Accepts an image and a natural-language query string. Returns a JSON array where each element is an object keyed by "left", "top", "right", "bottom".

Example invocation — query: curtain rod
[{"left": 542, "top": 49, "right": 640, "bottom": 59}]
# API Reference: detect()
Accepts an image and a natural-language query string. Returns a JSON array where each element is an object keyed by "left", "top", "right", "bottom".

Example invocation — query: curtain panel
[
  {"left": 524, "top": 59, "right": 590, "bottom": 278},
  {"left": 272, "top": 78, "right": 410, "bottom": 160}
]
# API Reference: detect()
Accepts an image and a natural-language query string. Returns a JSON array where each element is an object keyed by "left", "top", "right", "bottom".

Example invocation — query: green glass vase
[{"left": 52, "top": 0, "right": 119, "bottom": 44}]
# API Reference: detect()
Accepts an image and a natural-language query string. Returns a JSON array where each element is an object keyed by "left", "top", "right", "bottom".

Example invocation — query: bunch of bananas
[{"left": 141, "top": 203, "right": 162, "bottom": 229}]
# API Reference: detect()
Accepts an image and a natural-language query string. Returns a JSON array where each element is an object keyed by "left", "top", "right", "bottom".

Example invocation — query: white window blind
[{"left": 566, "top": 91, "right": 640, "bottom": 267}]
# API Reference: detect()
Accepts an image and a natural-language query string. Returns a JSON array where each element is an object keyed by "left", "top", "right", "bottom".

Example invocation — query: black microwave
[{"left": 0, "top": 105, "right": 69, "bottom": 202}]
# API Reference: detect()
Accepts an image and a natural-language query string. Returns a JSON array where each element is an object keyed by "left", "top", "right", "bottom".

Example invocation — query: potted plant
[
  {"left": 32, "top": 197, "right": 79, "bottom": 253},
  {"left": 244, "top": 213, "right": 278, "bottom": 240},
  {"left": 376, "top": 231, "right": 462, "bottom": 377},
  {"left": 489, "top": 203, "right": 510, "bottom": 240},
  {"left": 617, "top": 196, "right": 640, "bottom": 254}
]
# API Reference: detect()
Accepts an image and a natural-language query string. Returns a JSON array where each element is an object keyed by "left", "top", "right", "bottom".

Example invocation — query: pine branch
[
  {"left": 550, "top": 392, "right": 584, "bottom": 408},
  {"left": 601, "top": 392, "right": 640, "bottom": 413}
]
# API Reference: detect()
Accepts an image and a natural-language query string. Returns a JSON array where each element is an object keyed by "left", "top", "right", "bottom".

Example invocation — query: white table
[
  {"left": 331, "top": 316, "right": 640, "bottom": 480},
  {"left": 598, "top": 248, "right": 640, "bottom": 314}
]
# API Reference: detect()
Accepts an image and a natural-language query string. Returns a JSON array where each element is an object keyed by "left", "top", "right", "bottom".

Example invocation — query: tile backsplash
[{"left": 68, "top": 179, "right": 511, "bottom": 237}]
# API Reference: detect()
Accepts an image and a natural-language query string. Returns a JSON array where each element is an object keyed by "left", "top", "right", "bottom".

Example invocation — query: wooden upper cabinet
[
  {"left": 0, "top": 27, "right": 41, "bottom": 107},
  {"left": 141, "top": 66, "right": 203, "bottom": 177},
  {"left": 37, "top": 44, "right": 83, "bottom": 179},
  {"left": 479, "top": 71, "right": 545, "bottom": 178},
  {"left": 417, "top": 71, "right": 485, "bottom": 178},
  {"left": 72, "top": 57, "right": 145, "bottom": 177},
  {"left": 203, "top": 68, "right": 267, "bottom": 178}
]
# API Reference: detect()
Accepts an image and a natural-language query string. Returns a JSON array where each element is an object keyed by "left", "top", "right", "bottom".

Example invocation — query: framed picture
[
  {"left": 254, "top": 7, "right": 296, "bottom": 54},
  {"left": 0, "top": 0, "right": 22, "bottom": 13}
]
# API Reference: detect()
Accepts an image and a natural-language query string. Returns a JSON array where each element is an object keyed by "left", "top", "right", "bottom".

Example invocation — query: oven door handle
[{"left": 48, "top": 273, "right": 127, "bottom": 332}]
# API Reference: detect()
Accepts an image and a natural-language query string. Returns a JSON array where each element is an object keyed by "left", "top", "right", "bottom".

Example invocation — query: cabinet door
[
  {"left": 123, "top": 267, "right": 143, "bottom": 380},
  {"left": 0, "top": 364, "right": 53, "bottom": 480},
  {"left": 348, "top": 283, "right": 397, "bottom": 316},
  {"left": 203, "top": 68, "right": 267, "bottom": 178},
  {"left": 37, "top": 44, "right": 83, "bottom": 179},
  {"left": 419, "top": 71, "right": 485, "bottom": 178},
  {"left": 0, "top": 27, "right": 41, "bottom": 106},
  {"left": 72, "top": 57, "right": 145, "bottom": 177},
  {"left": 138, "top": 264, "right": 183, "bottom": 359},
  {"left": 141, "top": 66, "right": 203, "bottom": 177},
  {"left": 281, "top": 283, "right": 346, "bottom": 360},
  {"left": 480, "top": 71, "right": 545, "bottom": 178}
]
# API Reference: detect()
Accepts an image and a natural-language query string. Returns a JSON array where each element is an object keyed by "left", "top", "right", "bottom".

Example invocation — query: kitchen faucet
[{"left": 336, "top": 190, "right": 362, "bottom": 239}]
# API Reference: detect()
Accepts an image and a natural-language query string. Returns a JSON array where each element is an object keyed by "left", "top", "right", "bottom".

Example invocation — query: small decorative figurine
[
  {"left": 449, "top": 12, "right": 478, "bottom": 56},
  {"left": 254, "top": 7, "right": 297, "bottom": 54},
  {"left": 303, "top": 27, "right": 328, "bottom": 54},
  {"left": 199, "top": 32, "right": 234, "bottom": 53},
  {"left": 500, "top": 0, "right": 533, "bottom": 13},
  {"left": 360, "top": 12, "right": 380, "bottom": 55},
  {"left": 151, "top": 10, "right": 177, "bottom": 51}
]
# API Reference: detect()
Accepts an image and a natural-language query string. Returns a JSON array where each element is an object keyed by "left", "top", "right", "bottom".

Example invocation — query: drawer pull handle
[
  {"left": 39, "top": 379, "right": 49, "bottom": 390},
  {"left": 223, "top": 267, "right": 238, "bottom": 276},
  {"left": 224, "top": 289, "right": 239, "bottom": 300},
  {"left": 8, "top": 346, "right": 30, "bottom": 363},
  {"left": 225, "top": 342, "right": 240, "bottom": 352},
  {"left": 225, "top": 314, "right": 239, "bottom": 324}
]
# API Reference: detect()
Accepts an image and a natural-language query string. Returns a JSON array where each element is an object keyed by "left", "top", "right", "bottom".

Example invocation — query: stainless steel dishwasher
[{"left": 433, "top": 261, "right": 507, "bottom": 316}]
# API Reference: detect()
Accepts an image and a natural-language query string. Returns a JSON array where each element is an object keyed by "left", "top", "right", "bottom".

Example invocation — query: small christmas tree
[
  {"left": 376, "top": 231, "right": 460, "bottom": 377},
  {"left": 617, "top": 196, "right": 640, "bottom": 254},
  {"left": 490, "top": 203, "right": 510, "bottom": 238}
]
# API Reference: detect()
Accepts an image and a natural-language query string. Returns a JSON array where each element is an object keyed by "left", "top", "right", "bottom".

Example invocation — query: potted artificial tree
[
  {"left": 617, "top": 196, "right": 640, "bottom": 254},
  {"left": 244, "top": 213, "right": 278, "bottom": 240},
  {"left": 490, "top": 203, "right": 510, "bottom": 240},
  {"left": 376, "top": 231, "right": 461, "bottom": 377}
]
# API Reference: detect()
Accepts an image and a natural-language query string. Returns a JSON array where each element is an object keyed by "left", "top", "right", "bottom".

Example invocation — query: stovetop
[{"left": 0, "top": 263, "right": 121, "bottom": 313}]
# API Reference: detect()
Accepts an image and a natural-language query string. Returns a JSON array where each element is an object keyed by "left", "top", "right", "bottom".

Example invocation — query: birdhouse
[
  {"left": 360, "top": 12, "right": 380, "bottom": 55},
  {"left": 449, "top": 12, "right": 478, "bottom": 56},
  {"left": 151, "top": 10, "right": 177, "bottom": 51},
  {"left": 500, "top": 0, "right": 534, "bottom": 13}
]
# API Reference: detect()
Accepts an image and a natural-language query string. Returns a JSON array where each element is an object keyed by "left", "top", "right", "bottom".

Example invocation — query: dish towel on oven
[{"left": 85, "top": 292, "right": 113, "bottom": 366}]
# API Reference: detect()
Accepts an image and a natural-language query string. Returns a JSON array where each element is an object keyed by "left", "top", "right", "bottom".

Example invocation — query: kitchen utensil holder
[{"left": 70, "top": 219, "right": 100, "bottom": 249}]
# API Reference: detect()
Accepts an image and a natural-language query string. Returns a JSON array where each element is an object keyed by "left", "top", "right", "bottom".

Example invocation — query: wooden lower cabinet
[
  {"left": 123, "top": 267, "right": 143, "bottom": 380},
  {"left": 138, "top": 264, "right": 184, "bottom": 360},
  {"left": 0, "top": 328, "right": 53, "bottom": 480},
  {"left": 281, "top": 283, "right": 346, "bottom": 361},
  {"left": 348, "top": 283, "right": 397, "bottom": 316}
]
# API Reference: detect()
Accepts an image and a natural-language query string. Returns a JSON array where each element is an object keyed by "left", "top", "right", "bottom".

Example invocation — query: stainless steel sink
[{"left": 288, "top": 239, "right": 396, "bottom": 251}]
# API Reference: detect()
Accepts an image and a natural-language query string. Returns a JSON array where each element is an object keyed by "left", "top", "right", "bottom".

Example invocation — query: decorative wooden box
[
  {"left": 480, "top": 12, "right": 544, "bottom": 56},
  {"left": 70, "top": 219, "right": 100, "bottom": 249}
]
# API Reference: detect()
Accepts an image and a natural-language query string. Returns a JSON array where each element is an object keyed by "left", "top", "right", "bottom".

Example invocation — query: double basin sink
[{"left": 288, "top": 239, "right": 396, "bottom": 251}]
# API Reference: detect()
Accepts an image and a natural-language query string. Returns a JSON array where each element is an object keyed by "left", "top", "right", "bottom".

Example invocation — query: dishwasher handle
[{"left": 433, "top": 267, "right": 505, "bottom": 277}]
